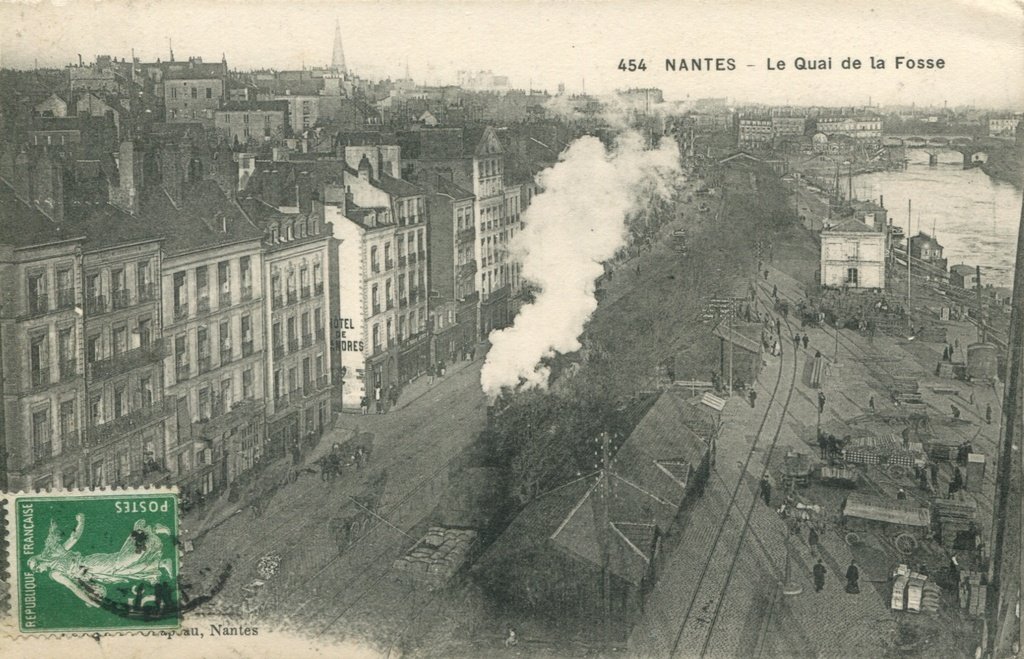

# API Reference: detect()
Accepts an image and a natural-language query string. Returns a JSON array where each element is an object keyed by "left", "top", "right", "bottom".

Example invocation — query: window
[
  {"left": 313, "top": 260, "right": 323, "bottom": 293},
  {"left": 371, "top": 246, "right": 379, "bottom": 272},
  {"left": 197, "top": 327, "right": 210, "bottom": 372},
  {"left": 112, "top": 326, "right": 128, "bottom": 356},
  {"left": 286, "top": 316, "right": 296, "bottom": 350},
  {"left": 139, "top": 376, "right": 153, "bottom": 407},
  {"left": 111, "top": 268, "right": 128, "bottom": 308},
  {"left": 198, "top": 386, "right": 211, "bottom": 420},
  {"left": 28, "top": 272, "right": 47, "bottom": 315},
  {"left": 30, "top": 334, "right": 48, "bottom": 387},
  {"left": 398, "top": 315, "right": 406, "bottom": 341},
  {"left": 314, "top": 307, "right": 323, "bottom": 340},
  {"left": 218, "top": 261, "right": 231, "bottom": 306},
  {"left": 195, "top": 266, "right": 209, "bottom": 311},
  {"left": 271, "top": 268, "right": 282, "bottom": 307},
  {"left": 175, "top": 334, "right": 188, "bottom": 380},
  {"left": 372, "top": 323, "right": 381, "bottom": 351},
  {"left": 191, "top": 87, "right": 198, "bottom": 99},
  {"left": 372, "top": 284, "right": 380, "bottom": 314},
  {"left": 384, "top": 242, "right": 392, "bottom": 268},
  {"left": 242, "top": 315, "right": 254, "bottom": 355},
  {"left": 302, "top": 357, "right": 311, "bottom": 386},
  {"left": 206, "top": 87, "right": 212, "bottom": 99},
  {"left": 385, "top": 280, "right": 393, "bottom": 308},
  {"left": 299, "top": 265, "right": 309, "bottom": 297},
  {"left": 113, "top": 384, "right": 127, "bottom": 418},
  {"left": 288, "top": 367, "right": 298, "bottom": 394},
  {"left": 243, "top": 368, "right": 254, "bottom": 399},
  {"left": 219, "top": 320, "right": 232, "bottom": 362},
  {"left": 274, "top": 369, "right": 283, "bottom": 400},
  {"left": 57, "top": 268, "right": 74, "bottom": 309},
  {"left": 398, "top": 235, "right": 405, "bottom": 258},
  {"left": 59, "top": 400, "right": 76, "bottom": 438},
  {"left": 173, "top": 271, "right": 187, "bottom": 317},
  {"left": 137, "top": 317, "right": 152, "bottom": 348},
  {"left": 90, "top": 394, "right": 102, "bottom": 428},
  {"left": 136, "top": 260, "right": 152, "bottom": 300},
  {"left": 272, "top": 321, "right": 282, "bottom": 354},
  {"left": 87, "top": 334, "right": 100, "bottom": 364},
  {"left": 220, "top": 378, "right": 232, "bottom": 412},
  {"left": 58, "top": 328, "right": 74, "bottom": 378},
  {"left": 846, "top": 268, "right": 859, "bottom": 286},
  {"left": 386, "top": 318, "right": 394, "bottom": 346},
  {"left": 240, "top": 256, "right": 252, "bottom": 298},
  {"left": 301, "top": 312, "right": 310, "bottom": 344},
  {"left": 32, "top": 408, "right": 51, "bottom": 456}
]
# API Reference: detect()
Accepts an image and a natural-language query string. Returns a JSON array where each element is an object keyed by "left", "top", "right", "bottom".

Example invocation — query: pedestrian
[
  {"left": 951, "top": 404, "right": 961, "bottom": 421},
  {"left": 897, "top": 487, "right": 907, "bottom": 501},
  {"left": 764, "top": 269, "right": 769, "bottom": 281},
  {"left": 439, "top": 360, "right": 447, "bottom": 377},
  {"left": 818, "top": 392, "right": 826, "bottom": 414},
  {"left": 772, "top": 284, "right": 778, "bottom": 299},
  {"left": 427, "top": 363, "right": 435, "bottom": 385},
  {"left": 793, "top": 333, "right": 801, "bottom": 350},
  {"left": 969, "top": 391, "right": 975, "bottom": 406},
  {"left": 759, "top": 474, "right": 772, "bottom": 507},
  {"left": 636, "top": 263, "right": 641, "bottom": 276},
  {"left": 817, "top": 431, "right": 828, "bottom": 460},
  {"left": 775, "top": 318, "right": 781, "bottom": 335},
  {"left": 375, "top": 385, "right": 384, "bottom": 414},
  {"left": 808, "top": 524, "right": 820, "bottom": 553},
  {"left": 813, "top": 559, "right": 827, "bottom": 592},
  {"left": 986, "top": 403, "right": 993, "bottom": 424},
  {"left": 868, "top": 395, "right": 875, "bottom": 412},
  {"left": 948, "top": 467, "right": 964, "bottom": 498},
  {"left": 845, "top": 561, "right": 861, "bottom": 594},
  {"left": 943, "top": 345, "right": 950, "bottom": 361},
  {"left": 749, "top": 389, "right": 758, "bottom": 408},
  {"left": 360, "top": 395, "right": 369, "bottom": 415},
  {"left": 388, "top": 384, "right": 399, "bottom": 410},
  {"left": 504, "top": 626, "right": 518, "bottom": 648},
  {"left": 802, "top": 334, "right": 809, "bottom": 350}
]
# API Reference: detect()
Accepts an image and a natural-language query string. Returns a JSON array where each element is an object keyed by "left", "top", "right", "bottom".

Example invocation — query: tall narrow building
[{"left": 332, "top": 19, "right": 347, "bottom": 75}]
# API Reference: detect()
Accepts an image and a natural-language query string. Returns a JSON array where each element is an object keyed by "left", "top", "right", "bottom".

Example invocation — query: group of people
[
  {"left": 361, "top": 383, "right": 401, "bottom": 415},
  {"left": 792, "top": 332, "right": 811, "bottom": 351},
  {"left": 812, "top": 558, "right": 861, "bottom": 595},
  {"left": 816, "top": 431, "right": 849, "bottom": 463}
]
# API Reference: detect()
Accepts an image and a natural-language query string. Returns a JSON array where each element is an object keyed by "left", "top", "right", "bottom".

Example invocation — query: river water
[{"left": 853, "top": 163, "right": 1022, "bottom": 288}]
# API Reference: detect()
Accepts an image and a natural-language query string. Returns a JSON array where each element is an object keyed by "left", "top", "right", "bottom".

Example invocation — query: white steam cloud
[{"left": 480, "top": 130, "right": 681, "bottom": 397}]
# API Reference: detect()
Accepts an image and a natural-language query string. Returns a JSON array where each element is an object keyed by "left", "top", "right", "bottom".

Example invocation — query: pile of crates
[
  {"left": 932, "top": 499, "right": 978, "bottom": 548},
  {"left": 959, "top": 569, "right": 988, "bottom": 617}
]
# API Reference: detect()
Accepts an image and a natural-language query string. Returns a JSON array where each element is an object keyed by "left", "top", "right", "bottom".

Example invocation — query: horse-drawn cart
[
  {"left": 329, "top": 469, "right": 389, "bottom": 553},
  {"left": 842, "top": 493, "right": 931, "bottom": 553}
]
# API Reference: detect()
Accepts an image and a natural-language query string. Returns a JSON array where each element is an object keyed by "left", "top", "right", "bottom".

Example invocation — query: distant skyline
[{"left": 1, "top": 0, "right": 1022, "bottom": 109}]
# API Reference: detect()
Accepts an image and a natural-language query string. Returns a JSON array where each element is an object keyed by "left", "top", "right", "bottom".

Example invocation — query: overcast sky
[{"left": 1, "top": 0, "right": 1022, "bottom": 108}]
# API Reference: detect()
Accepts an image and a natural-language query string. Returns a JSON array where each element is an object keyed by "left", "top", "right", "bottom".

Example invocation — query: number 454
[{"left": 618, "top": 58, "right": 647, "bottom": 72}]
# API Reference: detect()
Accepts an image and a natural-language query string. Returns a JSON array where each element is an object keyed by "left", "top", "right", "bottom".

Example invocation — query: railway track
[{"left": 668, "top": 283, "right": 800, "bottom": 658}]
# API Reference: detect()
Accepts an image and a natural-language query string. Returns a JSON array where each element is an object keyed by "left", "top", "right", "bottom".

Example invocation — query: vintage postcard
[{"left": 0, "top": 0, "right": 1022, "bottom": 657}]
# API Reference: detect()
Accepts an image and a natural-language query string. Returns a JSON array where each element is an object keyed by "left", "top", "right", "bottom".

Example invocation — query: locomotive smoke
[{"left": 480, "top": 130, "right": 681, "bottom": 397}]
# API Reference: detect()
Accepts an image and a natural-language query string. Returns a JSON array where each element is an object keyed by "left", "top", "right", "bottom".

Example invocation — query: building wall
[
  {"left": 214, "top": 110, "right": 287, "bottom": 145},
  {"left": 165, "top": 78, "right": 225, "bottom": 124},
  {"left": 275, "top": 95, "right": 320, "bottom": 133},
  {"left": 820, "top": 232, "right": 886, "bottom": 289},
  {"left": 328, "top": 208, "right": 370, "bottom": 408},
  {"left": 161, "top": 240, "right": 266, "bottom": 495}
]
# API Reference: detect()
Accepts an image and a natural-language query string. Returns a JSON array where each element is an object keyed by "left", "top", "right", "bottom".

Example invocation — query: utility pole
[
  {"left": 975, "top": 264, "right": 985, "bottom": 344},
  {"left": 986, "top": 195, "right": 1024, "bottom": 657},
  {"left": 907, "top": 200, "right": 912, "bottom": 310},
  {"left": 728, "top": 305, "right": 734, "bottom": 396},
  {"left": 599, "top": 431, "right": 612, "bottom": 650}
]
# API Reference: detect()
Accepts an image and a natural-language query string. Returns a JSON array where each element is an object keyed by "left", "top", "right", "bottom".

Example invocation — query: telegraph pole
[
  {"left": 986, "top": 195, "right": 1024, "bottom": 657},
  {"left": 907, "top": 200, "right": 913, "bottom": 309},
  {"left": 599, "top": 431, "right": 612, "bottom": 650},
  {"left": 975, "top": 264, "right": 985, "bottom": 344}
]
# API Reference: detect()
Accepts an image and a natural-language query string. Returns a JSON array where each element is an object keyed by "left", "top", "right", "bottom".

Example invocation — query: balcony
[
  {"left": 273, "top": 344, "right": 284, "bottom": 359},
  {"left": 220, "top": 347, "right": 233, "bottom": 365},
  {"left": 173, "top": 303, "right": 189, "bottom": 321},
  {"left": 459, "top": 261, "right": 478, "bottom": 277},
  {"left": 57, "top": 289, "right": 75, "bottom": 310},
  {"left": 87, "top": 339, "right": 164, "bottom": 382},
  {"left": 300, "top": 286, "right": 310, "bottom": 299},
  {"left": 287, "top": 338, "right": 299, "bottom": 353},
  {"left": 315, "top": 328, "right": 325, "bottom": 343},
  {"left": 197, "top": 355, "right": 212, "bottom": 374},
  {"left": 28, "top": 293, "right": 49, "bottom": 317},
  {"left": 418, "top": 251, "right": 426, "bottom": 261},
  {"left": 111, "top": 289, "right": 131, "bottom": 310},
  {"left": 60, "top": 431, "right": 80, "bottom": 453},
  {"left": 219, "top": 291, "right": 232, "bottom": 308},
  {"left": 287, "top": 291, "right": 298, "bottom": 306},
  {"left": 302, "top": 376, "right": 329, "bottom": 397},
  {"left": 84, "top": 398, "right": 175, "bottom": 447},
  {"left": 137, "top": 282, "right": 157, "bottom": 303},
  {"left": 410, "top": 288, "right": 419, "bottom": 302},
  {"left": 175, "top": 363, "right": 191, "bottom": 382},
  {"left": 275, "top": 395, "right": 291, "bottom": 411},
  {"left": 399, "top": 296, "right": 408, "bottom": 308},
  {"left": 409, "top": 253, "right": 418, "bottom": 265},
  {"left": 59, "top": 360, "right": 78, "bottom": 382},
  {"left": 241, "top": 284, "right": 253, "bottom": 302},
  {"left": 314, "top": 283, "right": 324, "bottom": 296},
  {"left": 86, "top": 295, "right": 107, "bottom": 315},
  {"left": 385, "top": 259, "right": 395, "bottom": 271},
  {"left": 301, "top": 333, "right": 312, "bottom": 347},
  {"left": 386, "top": 299, "right": 394, "bottom": 310},
  {"left": 197, "top": 297, "right": 211, "bottom": 313},
  {"left": 272, "top": 295, "right": 284, "bottom": 309},
  {"left": 372, "top": 263, "right": 380, "bottom": 274},
  {"left": 30, "top": 368, "right": 50, "bottom": 389},
  {"left": 399, "top": 255, "right": 408, "bottom": 267},
  {"left": 458, "top": 226, "right": 476, "bottom": 242},
  {"left": 32, "top": 440, "right": 53, "bottom": 464},
  {"left": 372, "top": 304, "right": 381, "bottom": 316},
  {"left": 242, "top": 341, "right": 254, "bottom": 357}
]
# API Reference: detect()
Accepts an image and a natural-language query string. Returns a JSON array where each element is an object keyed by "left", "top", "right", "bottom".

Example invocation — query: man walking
[
  {"left": 802, "top": 334, "right": 809, "bottom": 350},
  {"left": 793, "top": 333, "right": 801, "bottom": 351},
  {"left": 759, "top": 474, "right": 772, "bottom": 508},
  {"left": 375, "top": 385, "right": 384, "bottom": 414},
  {"left": 845, "top": 561, "right": 861, "bottom": 594},
  {"left": 748, "top": 389, "right": 758, "bottom": 408},
  {"left": 808, "top": 524, "right": 820, "bottom": 554},
  {"left": 818, "top": 432, "right": 828, "bottom": 460},
  {"left": 813, "top": 559, "right": 827, "bottom": 592},
  {"left": 986, "top": 403, "right": 993, "bottom": 424},
  {"left": 818, "top": 391, "right": 826, "bottom": 415}
]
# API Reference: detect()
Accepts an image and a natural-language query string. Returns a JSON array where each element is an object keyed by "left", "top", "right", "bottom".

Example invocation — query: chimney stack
[
  {"left": 296, "top": 171, "right": 313, "bottom": 214},
  {"left": 109, "top": 140, "right": 141, "bottom": 214},
  {"left": 30, "top": 152, "right": 65, "bottom": 223},
  {"left": 12, "top": 151, "right": 31, "bottom": 202}
]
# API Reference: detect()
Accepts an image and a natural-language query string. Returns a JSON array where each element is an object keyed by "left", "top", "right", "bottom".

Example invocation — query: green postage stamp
[{"left": 5, "top": 489, "right": 180, "bottom": 634}]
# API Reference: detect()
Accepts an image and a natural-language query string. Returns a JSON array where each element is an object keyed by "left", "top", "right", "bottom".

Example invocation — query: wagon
[
  {"left": 842, "top": 493, "right": 931, "bottom": 553},
  {"left": 329, "top": 469, "right": 389, "bottom": 553},
  {"left": 819, "top": 464, "right": 860, "bottom": 487},
  {"left": 780, "top": 451, "right": 813, "bottom": 488}
]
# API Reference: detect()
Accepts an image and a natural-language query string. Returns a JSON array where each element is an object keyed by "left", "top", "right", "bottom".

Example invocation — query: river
[{"left": 853, "top": 162, "right": 1022, "bottom": 288}]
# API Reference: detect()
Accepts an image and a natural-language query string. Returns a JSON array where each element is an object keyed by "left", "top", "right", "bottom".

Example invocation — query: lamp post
[{"left": 782, "top": 532, "right": 803, "bottom": 596}]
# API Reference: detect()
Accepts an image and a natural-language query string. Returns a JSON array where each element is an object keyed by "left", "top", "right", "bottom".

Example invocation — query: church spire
[{"left": 332, "top": 19, "right": 347, "bottom": 75}]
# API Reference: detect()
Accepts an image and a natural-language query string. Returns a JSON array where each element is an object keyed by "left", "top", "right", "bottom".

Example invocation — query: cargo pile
[
  {"left": 393, "top": 526, "right": 478, "bottom": 588},
  {"left": 959, "top": 569, "right": 988, "bottom": 616},
  {"left": 891, "top": 564, "right": 940, "bottom": 613}
]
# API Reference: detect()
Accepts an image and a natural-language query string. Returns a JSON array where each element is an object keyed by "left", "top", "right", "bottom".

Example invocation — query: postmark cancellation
[{"left": 2, "top": 488, "right": 181, "bottom": 635}]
